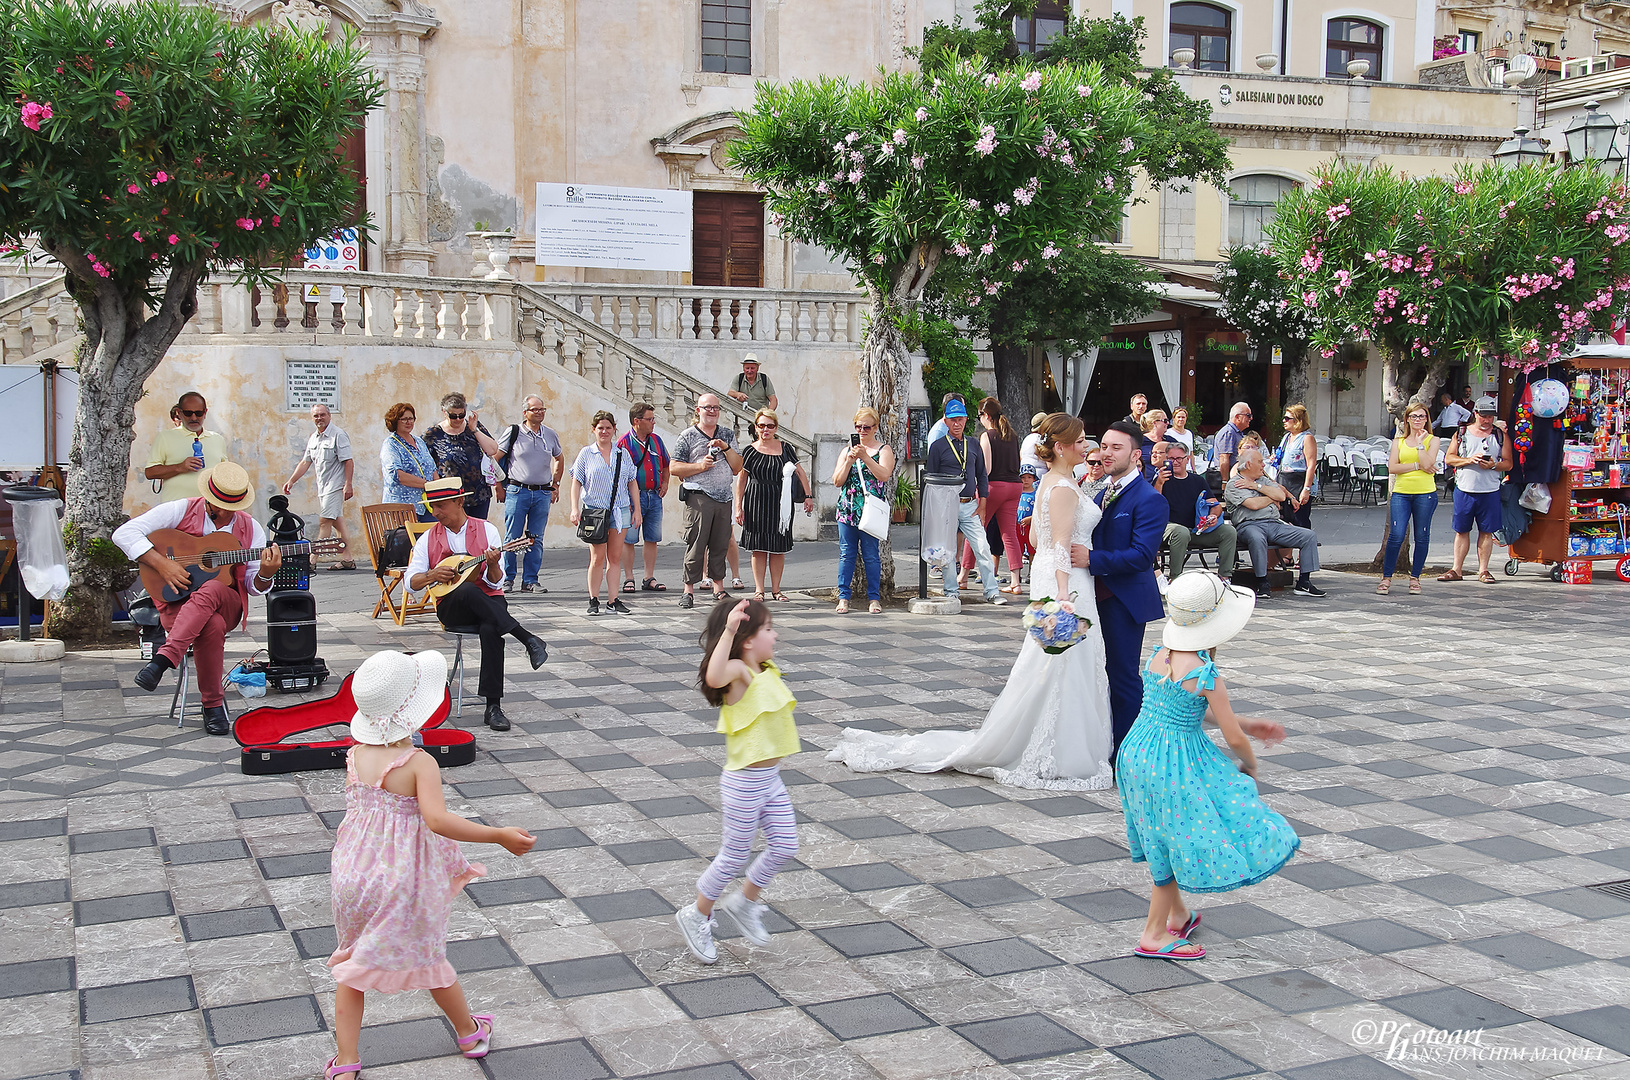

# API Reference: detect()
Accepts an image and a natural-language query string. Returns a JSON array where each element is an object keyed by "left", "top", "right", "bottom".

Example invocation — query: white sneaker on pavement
[
  {"left": 675, "top": 903, "right": 718, "bottom": 964},
  {"left": 718, "top": 890, "right": 772, "bottom": 946}
]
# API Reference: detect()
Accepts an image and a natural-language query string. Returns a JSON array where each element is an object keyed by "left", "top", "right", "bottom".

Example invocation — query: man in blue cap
[{"left": 926, "top": 398, "right": 1007, "bottom": 605}]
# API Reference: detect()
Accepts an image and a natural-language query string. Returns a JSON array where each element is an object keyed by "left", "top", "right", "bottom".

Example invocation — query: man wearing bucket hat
[
  {"left": 926, "top": 398, "right": 1007, "bottom": 605},
  {"left": 114, "top": 461, "right": 282, "bottom": 735},
  {"left": 405, "top": 476, "right": 548, "bottom": 732}
]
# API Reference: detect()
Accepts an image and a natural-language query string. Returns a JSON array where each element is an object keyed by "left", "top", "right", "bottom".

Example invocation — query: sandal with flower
[{"left": 458, "top": 1014, "right": 496, "bottom": 1059}]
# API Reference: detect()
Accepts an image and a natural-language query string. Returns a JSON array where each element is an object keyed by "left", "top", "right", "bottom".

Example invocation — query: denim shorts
[{"left": 635, "top": 489, "right": 663, "bottom": 543}]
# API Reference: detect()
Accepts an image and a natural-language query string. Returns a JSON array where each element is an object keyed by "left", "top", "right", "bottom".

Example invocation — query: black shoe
[
  {"left": 483, "top": 703, "right": 511, "bottom": 731},
  {"left": 607, "top": 598, "right": 631, "bottom": 615},
  {"left": 522, "top": 634, "right": 548, "bottom": 669},
  {"left": 202, "top": 706, "right": 230, "bottom": 736},
  {"left": 520, "top": 582, "right": 545, "bottom": 593},
  {"left": 133, "top": 657, "right": 173, "bottom": 692},
  {"left": 678, "top": 592, "right": 695, "bottom": 609},
  {"left": 1252, "top": 580, "right": 1273, "bottom": 599},
  {"left": 586, "top": 597, "right": 601, "bottom": 616},
  {"left": 1294, "top": 581, "right": 1327, "bottom": 598}
]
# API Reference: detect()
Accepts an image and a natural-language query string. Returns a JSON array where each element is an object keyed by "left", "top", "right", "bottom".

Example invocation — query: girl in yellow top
[
  {"left": 1380, "top": 402, "right": 1440, "bottom": 595},
  {"left": 674, "top": 598, "right": 801, "bottom": 965}
]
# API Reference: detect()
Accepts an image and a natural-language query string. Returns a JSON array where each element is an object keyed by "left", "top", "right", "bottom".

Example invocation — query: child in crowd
[
  {"left": 675, "top": 598, "right": 801, "bottom": 964},
  {"left": 325, "top": 650, "right": 537, "bottom": 1078},
  {"left": 1117, "top": 572, "right": 1298, "bottom": 960}
]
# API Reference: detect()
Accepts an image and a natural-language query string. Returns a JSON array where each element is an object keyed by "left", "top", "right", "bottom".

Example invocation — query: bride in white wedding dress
[{"left": 828, "top": 415, "right": 1116, "bottom": 790}]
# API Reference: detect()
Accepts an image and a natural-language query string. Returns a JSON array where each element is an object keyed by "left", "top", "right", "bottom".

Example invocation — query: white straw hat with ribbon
[
  {"left": 350, "top": 650, "right": 448, "bottom": 746},
  {"left": 1162, "top": 571, "right": 1255, "bottom": 652}
]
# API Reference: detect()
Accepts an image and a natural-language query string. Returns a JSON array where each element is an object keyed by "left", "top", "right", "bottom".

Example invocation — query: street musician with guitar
[
  {"left": 113, "top": 462, "right": 281, "bottom": 735},
  {"left": 405, "top": 476, "right": 548, "bottom": 732}
]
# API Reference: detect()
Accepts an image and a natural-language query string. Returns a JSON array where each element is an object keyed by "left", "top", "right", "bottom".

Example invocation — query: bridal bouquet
[{"left": 1023, "top": 595, "right": 1093, "bottom": 654}]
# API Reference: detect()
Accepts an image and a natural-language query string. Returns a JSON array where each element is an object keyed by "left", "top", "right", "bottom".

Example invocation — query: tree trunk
[
  {"left": 44, "top": 259, "right": 201, "bottom": 642},
  {"left": 1282, "top": 347, "right": 1312, "bottom": 415},
  {"left": 1366, "top": 347, "right": 1451, "bottom": 572},
  {"left": 991, "top": 340, "right": 1031, "bottom": 425}
]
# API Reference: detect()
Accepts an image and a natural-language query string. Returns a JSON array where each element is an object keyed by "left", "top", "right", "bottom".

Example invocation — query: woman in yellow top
[
  {"left": 674, "top": 598, "right": 801, "bottom": 965},
  {"left": 1379, "top": 402, "right": 1440, "bottom": 595}
]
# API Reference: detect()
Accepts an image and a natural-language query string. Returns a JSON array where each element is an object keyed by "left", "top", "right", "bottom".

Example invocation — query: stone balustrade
[
  {"left": 538, "top": 283, "right": 865, "bottom": 345},
  {"left": 0, "top": 278, "right": 81, "bottom": 366}
]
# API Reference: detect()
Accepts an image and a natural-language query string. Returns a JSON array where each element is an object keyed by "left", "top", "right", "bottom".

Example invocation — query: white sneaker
[
  {"left": 987, "top": 595, "right": 1009, "bottom": 606},
  {"left": 718, "top": 891, "right": 772, "bottom": 946},
  {"left": 674, "top": 903, "right": 718, "bottom": 964}
]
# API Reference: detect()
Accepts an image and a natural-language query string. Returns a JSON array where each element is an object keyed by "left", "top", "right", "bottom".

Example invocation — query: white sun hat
[
  {"left": 350, "top": 650, "right": 448, "bottom": 746},
  {"left": 1162, "top": 571, "right": 1255, "bottom": 652}
]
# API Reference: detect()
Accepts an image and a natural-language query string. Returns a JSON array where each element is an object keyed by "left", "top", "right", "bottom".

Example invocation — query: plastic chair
[{"left": 1345, "top": 458, "right": 1376, "bottom": 506}]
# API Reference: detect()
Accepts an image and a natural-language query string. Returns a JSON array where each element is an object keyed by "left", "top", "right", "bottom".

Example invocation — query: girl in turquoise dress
[{"left": 1117, "top": 572, "right": 1299, "bottom": 961}]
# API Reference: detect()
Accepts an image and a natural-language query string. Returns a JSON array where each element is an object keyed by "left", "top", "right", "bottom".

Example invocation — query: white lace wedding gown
[{"left": 827, "top": 477, "right": 1116, "bottom": 790}]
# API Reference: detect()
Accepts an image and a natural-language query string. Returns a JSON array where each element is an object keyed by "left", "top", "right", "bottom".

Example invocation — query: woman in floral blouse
[{"left": 828, "top": 406, "right": 895, "bottom": 614}]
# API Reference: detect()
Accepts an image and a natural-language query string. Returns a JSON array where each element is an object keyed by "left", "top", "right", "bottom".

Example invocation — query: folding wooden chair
[{"left": 361, "top": 502, "right": 436, "bottom": 625}]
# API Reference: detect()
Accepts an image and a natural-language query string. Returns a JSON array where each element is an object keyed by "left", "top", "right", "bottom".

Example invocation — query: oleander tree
[
  {"left": 1267, "top": 160, "right": 1630, "bottom": 427},
  {"left": 0, "top": 0, "right": 383, "bottom": 642},
  {"left": 1214, "top": 243, "right": 1317, "bottom": 414}
]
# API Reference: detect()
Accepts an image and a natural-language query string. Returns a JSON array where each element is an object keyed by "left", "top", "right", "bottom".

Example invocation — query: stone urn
[
  {"left": 1172, "top": 47, "right": 1196, "bottom": 69},
  {"left": 465, "top": 231, "right": 489, "bottom": 278},
  {"left": 477, "top": 231, "right": 515, "bottom": 280},
  {"left": 1256, "top": 52, "right": 1278, "bottom": 72},
  {"left": 1346, "top": 58, "right": 1371, "bottom": 79}
]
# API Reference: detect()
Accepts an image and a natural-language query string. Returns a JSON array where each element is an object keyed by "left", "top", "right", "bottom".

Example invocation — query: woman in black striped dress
[{"left": 734, "top": 410, "right": 813, "bottom": 601}]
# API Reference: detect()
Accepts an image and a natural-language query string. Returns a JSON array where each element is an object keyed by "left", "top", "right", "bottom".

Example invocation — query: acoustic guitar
[
  {"left": 423, "top": 535, "right": 536, "bottom": 602},
  {"left": 138, "top": 529, "right": 345, "bottom": 604}
]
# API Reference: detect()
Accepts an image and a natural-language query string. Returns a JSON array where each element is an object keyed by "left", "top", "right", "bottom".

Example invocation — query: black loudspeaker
[{"left": 266, "top": 591, "right": 317, "bottom": 664}]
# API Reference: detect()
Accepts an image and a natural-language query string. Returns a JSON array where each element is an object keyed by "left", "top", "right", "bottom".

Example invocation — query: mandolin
[
  {"left": 423, "top": 535, "right": 536, "bottom": 602},
  {"left": 138, "top": 529, "right": 346, "bottom": 604}
]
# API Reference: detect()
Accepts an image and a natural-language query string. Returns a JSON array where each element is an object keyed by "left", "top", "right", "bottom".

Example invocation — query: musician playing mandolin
[
  {"left": 405, "top": 476, "right": 548, "bottom": 732},
  {"left": 113, "top": 461, "right": 281, "bottom": 735}
]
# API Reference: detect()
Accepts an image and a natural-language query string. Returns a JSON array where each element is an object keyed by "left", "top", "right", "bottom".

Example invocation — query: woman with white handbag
[{"left": 829, "top": 406, "right": 895, "bottom": 614}]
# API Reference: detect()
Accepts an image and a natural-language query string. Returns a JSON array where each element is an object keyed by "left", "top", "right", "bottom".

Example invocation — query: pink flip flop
[
  {"left": 1133, "top": 937, "right": 1205, "bottom": 961},
  {"left": 458, "top": 1014, "right": 495, "bottom": 1059},
  {"left": 1169, "top": 912, "right": 1201, "bottom": 938},
  {"left": 325, "top": 1056, "right": 362, "bottom": 1078}
]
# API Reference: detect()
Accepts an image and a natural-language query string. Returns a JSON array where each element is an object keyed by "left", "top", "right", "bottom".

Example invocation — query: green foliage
[
  {"left": 0, "top": 0, "right": 383, "bottom": 299},
  {"left": 893, "top": 471, "right": 917, "bottom": 510},
  {"left": 1267, "top": 161, "right": 1630, "bottom": 374},
  {"left": 1178, "top": 399, "right": 1203, "bottom": 426},
  {"left": 1215, "top": 244, "right": 1314, "bottom": 352},
  {"left": 903, "top": 311, "right": 981, "bottom": 418}
]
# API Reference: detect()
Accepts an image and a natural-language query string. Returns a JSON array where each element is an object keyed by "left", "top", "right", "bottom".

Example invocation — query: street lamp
[
  {"left": 1493, "top": 126, "right": 1549, "bottom": 167},
  {"left": 1564, "top": 100, "right": 1624, "bottom": 172},
  {"left": 1150, "top": 330, "right": 1180, "bottom": 361}
]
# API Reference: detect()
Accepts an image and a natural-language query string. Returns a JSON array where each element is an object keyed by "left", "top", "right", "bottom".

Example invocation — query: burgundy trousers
[{"left": 157, "top": 579, "right": 243, "bottom": 708}]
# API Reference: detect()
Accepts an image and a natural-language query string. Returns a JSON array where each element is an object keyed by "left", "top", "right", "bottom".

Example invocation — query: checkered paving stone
[{"left": 3, "top": 568, "right": 1630, "bottom": 1078}]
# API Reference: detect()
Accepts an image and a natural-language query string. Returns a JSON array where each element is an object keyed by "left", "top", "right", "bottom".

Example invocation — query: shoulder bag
[
  {"left": 855, "top": 458, "right": 890, "bottom": 540},
  {"left": 576, "top": 450, "right": 624, "bottom": 545}
]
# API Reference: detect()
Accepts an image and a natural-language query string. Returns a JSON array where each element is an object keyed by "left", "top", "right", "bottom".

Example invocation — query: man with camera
[
  {"left": 1439, "top": 396, "right": 1512, "bottom": 584},
  {"left": 672, "top": 394, "right": 743, "bottom": 609}
]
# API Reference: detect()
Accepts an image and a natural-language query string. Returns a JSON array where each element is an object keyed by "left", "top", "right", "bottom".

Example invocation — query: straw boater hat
[
  {"left": 196, "top": 461, "right": 254, "bottom": 512},
  {"left": 1163, "top": 571, "right": 1255, "bottom": 652},
  {"left": 350, "top": 650, "right": 448, "bottom": 746},
  {"left": 421, "top": 476, "right": 466, "bottom": 509}
]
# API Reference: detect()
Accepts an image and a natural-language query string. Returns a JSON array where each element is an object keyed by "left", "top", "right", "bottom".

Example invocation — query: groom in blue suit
[{"left": 1073, "top": 421, "right": 1168, "bottom": 756}]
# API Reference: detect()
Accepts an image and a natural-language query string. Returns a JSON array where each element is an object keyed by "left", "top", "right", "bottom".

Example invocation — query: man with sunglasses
[
  {"left": 1158, "top": 440, "right": 1235, "bottom": 581},
  {"left": 145, "top": 391, "right": 226, "bottom": 502}
]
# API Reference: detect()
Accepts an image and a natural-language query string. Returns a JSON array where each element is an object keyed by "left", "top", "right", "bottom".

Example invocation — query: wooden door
[{"left": 692, "top": 192, "right": 763, "bottom": 287}]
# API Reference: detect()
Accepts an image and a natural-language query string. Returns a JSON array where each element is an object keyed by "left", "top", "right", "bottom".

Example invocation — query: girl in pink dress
[{"left": 325, "top": 650, "right": 536, "bottom": 1079}]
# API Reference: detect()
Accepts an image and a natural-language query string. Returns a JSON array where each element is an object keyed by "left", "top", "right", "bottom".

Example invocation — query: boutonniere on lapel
[{"left": 1099, "top": 483, "right": 1123, "bottom": 513}]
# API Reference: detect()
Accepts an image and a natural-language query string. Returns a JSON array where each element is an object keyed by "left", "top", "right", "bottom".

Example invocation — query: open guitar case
[{"left": 233, "top": 672, "right": 477, "bottom": 775}]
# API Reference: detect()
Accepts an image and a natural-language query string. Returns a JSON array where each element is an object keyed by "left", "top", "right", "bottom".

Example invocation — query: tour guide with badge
[{"left": 925, "top": 398, "right": 1007, "bottom": 605}]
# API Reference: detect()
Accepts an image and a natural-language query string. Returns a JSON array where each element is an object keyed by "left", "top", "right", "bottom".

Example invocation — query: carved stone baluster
[
  {"left": 833, "top": 301, "right": 850, "bottom": 343},
  {"left": 742, "top": 299, "right": 755, "bottom": 341},
  {"left": 678, "top": 294, "right": 696, "bottom": 341},
  {"left": 414, "top": 290, "right": 434, "bottom": 339},
  {"left": 562, "top": 328, "right": 583, "bottom": 375},
  {"left": 333, "top": 286, "right": 352, "bottom": 334},
  {"left": 776, "top": 298, "right": 792, "bottom": 341},
  {"left": 462, "top": 291, "right": 483, "bottom": 340},
  {"left": 538, "top": 314, "right": 562, "bottom": 365},
  {"left": 250, "top": 286, "right": 271, "bottom": 333},
  {"left": 656, "top": 295, "right": 676, "bottom": 339},
  {"left": 518, "top": 300, "right": 538, "bottom": 351},
  {"left": 796, "top": 299, "right": 813, "bottom": 342},
  {"left": 637, "top": 295, "right": 654, "bottom": 339},
  {"left": 194, "top": 283, "right": 222, "bottom": 335},
  {"left": 271, "top": 283, "right": 292, "bottom": 330}
]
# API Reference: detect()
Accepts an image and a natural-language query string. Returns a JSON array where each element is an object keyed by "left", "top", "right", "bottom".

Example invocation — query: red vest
[
  {"left": 426, "top": 518, "right": 502, "bottom": 597},
  {"left": 176, "top": 497, "right": 255, "bottom": 628}
]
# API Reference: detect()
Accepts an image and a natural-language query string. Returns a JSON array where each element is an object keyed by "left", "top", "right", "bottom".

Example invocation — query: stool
[
  {"left": 443, "top": 624, "right": 481, "bottom": 718},
  {"left": 168, "top": 648, "right": 229, "bottom": 730}
]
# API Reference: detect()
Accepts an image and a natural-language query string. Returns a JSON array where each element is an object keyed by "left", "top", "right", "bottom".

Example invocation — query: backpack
[
  {"left": 376, "top": 525, "right": 413, "bottom": 575},
  {"left": 498, "top": 424, "right": 520, "bottom": 477}
]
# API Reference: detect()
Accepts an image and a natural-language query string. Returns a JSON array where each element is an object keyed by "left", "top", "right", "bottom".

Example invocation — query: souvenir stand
[{"left": 1504, "top": 347, "right": 1630, "bottom": 582}]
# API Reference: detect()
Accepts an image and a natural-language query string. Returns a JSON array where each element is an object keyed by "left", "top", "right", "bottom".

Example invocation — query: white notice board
[
  {"left": 0, "top": 364, "right": 76, "bottom": 469},
  {"left": 286, "top": 361, "right": 340, "bottom": 412},
  {"left": 534, "top": 183, "right": 692, "bottom": 272}
]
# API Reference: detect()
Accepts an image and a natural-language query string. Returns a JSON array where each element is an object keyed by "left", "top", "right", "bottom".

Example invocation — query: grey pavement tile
[
  {"left": 73, "top": 890, "right": 173, "bottom": 926},
  {"left": 1413, "top": 736, "right": 1485, "bottom": 754},
  {"left": 1382, "top": 987, "right": 1532, "bottom": 1031},
  {"left": 1396, "top": 874, "right": 1508, "bottom": 906},
  {"left": 1083, "top": 955, "right": 1208, "bottom": 993},
  {"left": 574, "top": 889, "right": 677, "bottom": 923},
  {"left": 162, "top": 839, "right": 250, "bottom": 866},
  {"left": 1111, "top": 1033, "right": 1258, "bottom": 1080},
  {"left": 568, "top": 753, "right": 642, "bottom": 772},
  {"left": 1196, "top": 903, "right": 1302, "bottom": 938},
  {"left": 813, "top": 922, "right": 927, "bottom": 958},
  {"left": 779, "top": 769, "right": 817, "bottom": 786},
  {"left": 1302, "top": 786, "right": 1387, "bottom": 807},
  {"left": 80, "top": 974, "right": 196, "bottom": 1023},
  {"left": 467, "top": 876, "right": 564, "bottom": 906},
  {"left": 1586, "top": 847, "right": 1630, "bottom": 871},
  {"left": 1262, "top": 752, "right": 1344, "bottom": 771},
  {"left": 0, "top": 816, "right": 66, "bottom": 841},
  {"left": 821, "top": 863, "right": 921, "bottom": 892},
  {"left": 944, "top": 938, "right": 1063, "bottom": 977},
  {"left": 1020, "top": 795, "right": 1114, "bottom": 817},
  {"left": 599, "top": 723, "right": 660, "bottom": 737},
  {"left": 1281, "top": 1057, "right": 1413, "bottom": 1080},
  {"left": 354, "top": 1016, "right": 458, "bottom": 1067},
  {"left": 291, "top": 925, "right": 338, "bottom": 960},
  {"left": 1531, "top": 887, "right": 1630, "bottom": 919},
  {"left": 180, "top": 905, "right": 284, "bottom": 942},
  {"left": 1370, "top": 710, "right": 1438, "bottom": 726},
  {"left": 1344, "top": 826, "right": 1440, "bottom": 852},
  {"left": 636, "top": 1066, "right": 753, "bottom": 1080},
  {"left": 664, "top": 973, "right": 787, "bottom": 1019},
  {"left": 1516, "top": 802, "right": 1611, "bottom": 827},
  {"left": 487, "top": 745, "right": 560, "bottom": 762},
  {"left": 931, "top": 826, "right": 1022, "bottom": 852},
  {"left": 1056, "top": 888, "right": 1150, "bottom": 922},
  {"left": 1458, "top": 836, "right": 1566, "bottom": 863},
  {"left": 604, "top": 839, "right": 697, "bottom": 865},
  {"left": 1544, "top": 1006, "right": 1630, "bottom": 1055},
  {"left": 924, "top": 786, "right": 1008, "bottom": 807},
  {"left": 541, "top": 787, "right": 620, "bottom": 808},
  {"left": 936, "top": 876, "right": 1042, "bottom": 908},
  {"left": 1567, "top": 773, "right": 1630, "bottom": 795},
  {"left": 528, "top": 827, "right": 596, "bottom": 851},
  {"left": 1226, "top": 969, "right": 1361, "bottom": 1013},
  {"left": 453, "top": 778, "right": 531, "bottom": 799},
  {"left": 257, "top": 850, "right": 332, "bottom": 879},
  {"left": 1500, "top": 700, "right": 1559, "bottom": 714},
  {"left": 0, "top": 878, "right": 70, "bottom": 909},
  {"left": 317, "top": 810, "right": 346, "bottom": 829},
  {"left": 231, "top": 797, "right": 311, "bottom": 819},
  {"left": 1462, "top": 932, "right": 1594, "bottom": 971},
  {"left": 1321, "top": 729, "right": 1392, "bottom": 746},
  {"left": 1278, "top": 863, "right": 1377, "bottom": 891},
  {"left": 1037, "top": 836, "right": 1128, "bottom": 864},
  {"left": 1361, "top": 760, "right": 1439, "bottom": 779},
  {"left": 0, "top": 957, "right": 74, "bottom": 998},
  {"left": 805, "top": 992, "right": 935, "bottom": 1040},
  {"left": 1457, "top": 766, "right": 1546, "bottom": 786},
  {"left": 630, "top": 795, "right": 714, "bottom": 818},
  {"left": 826, "top": 816, "right": 913, "bottom": 840},
  {"left": 830, "top": 777, "right": 911, "bottom": 798},
  {"left": 69, "top": 827, "right": 154, "bottom": 853},
  {"left": 203, "top": 993, "right": 325, "bottom": 1045},
  {"left": 1319, "top": 919, "right": 1440, "bottom": 954},
  {"left": 953, "top": 1013, "right": 1094, "bottom": 1064},
  {"left": 653, "top": 761, "right": 717, "bottom": 780},
  {"left": 1507, "top": 743, "right": 1582, "bottom": 760},
  {"left": 1403, "top": 794, "right": 1492, "bottom": 817},
  {"left": 446, "top": 935, "right": 522, "bottom": 972},
  {"left": 840, "top": 717, "right": 901, "bottom": 731},
  {"left": 531, "top": 953, "right": 651, "bottom": 997}
]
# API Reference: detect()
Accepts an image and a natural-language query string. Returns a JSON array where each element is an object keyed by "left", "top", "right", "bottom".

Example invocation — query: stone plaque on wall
[{"left": 286, "top": 361, "right": 340, "bottom": 411}]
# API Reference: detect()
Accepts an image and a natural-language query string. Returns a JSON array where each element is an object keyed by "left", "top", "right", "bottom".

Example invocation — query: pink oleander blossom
[
  {"left": 236, "top": 217, "right": 255, "bottom": 230},
  {"left": 127, "top": 183, "right": 141, "bottom": 194},
  {"left": 910, "top": 154, "right": 925, "bottom": 169},
  {"left": 1021, "top": 72, "right": 1042, "bottom": 92},
  {"left": 19, "top": 101, "right": 52, "bottom": 131},
  {"left": 995, "top": 202, "right": 1011, "bottom": 216},
  {"left": 1076, "top": 84, "right": 1091, "bottom": 97},
  {"left": 152, "top": 171, "right": 169, "bottom": 184},
  {"left": 974, "top": 125, "right": 997, "bottom": 156},
  {"left": 112, "top": 90, "right": 130, "bottom": 110},
  {"left": 983, "top": 73, "right": 999, "bottom": 87},
  {"left": 967, "top": 198, "right": 980, "bottom": 210},
  {"left": 1013, "top": 186, "right": 1034, "bottom": 207},
  {"left": 1042, "top": 244, "right": 1060, "bottom": 260},
  {"left": 914, "top": 106, "right": 928, "bottom": 122},
  {"left": 132, "top": 231, "right": 143, "bottom": 241},
  {"left": 167, "top": 234, "right": 178, "bottom": 245},
  {"left": 980, "top": 242, "right": 995, "bottom": 255},
  {"left": 892, "top": 128, "right": 907, "bottom": 146},
  {"left": 845, "top": 131, "right": 859, "bottom": 144}
]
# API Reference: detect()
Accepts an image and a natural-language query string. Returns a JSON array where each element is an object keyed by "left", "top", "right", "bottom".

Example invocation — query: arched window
[
  {"left": 1327, "top": 18, "right": 1384, "bottom": 78},
  {"left": 1170, "top": 3, "right": 1232, "bottom": 71},
  {"left": 1228, "top": 174, "right": 1299, "bottom": 247},
  {"left": 1014, "top": 1, "right": 1068, "bottom": 55}
]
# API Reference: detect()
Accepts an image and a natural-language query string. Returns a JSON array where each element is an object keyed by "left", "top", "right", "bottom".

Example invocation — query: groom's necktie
[{"left": 1098, "top": 481, "right": 1122, "bottom": 513}]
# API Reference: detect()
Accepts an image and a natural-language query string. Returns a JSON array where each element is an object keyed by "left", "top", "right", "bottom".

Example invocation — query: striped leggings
[{"left": 696, "top": 765, "right": 800, "bottom": 901}]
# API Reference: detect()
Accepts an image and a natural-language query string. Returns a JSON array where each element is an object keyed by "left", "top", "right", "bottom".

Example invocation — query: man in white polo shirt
[{"left": 282, "top": 404, "right": 355, "bottom": 569}]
